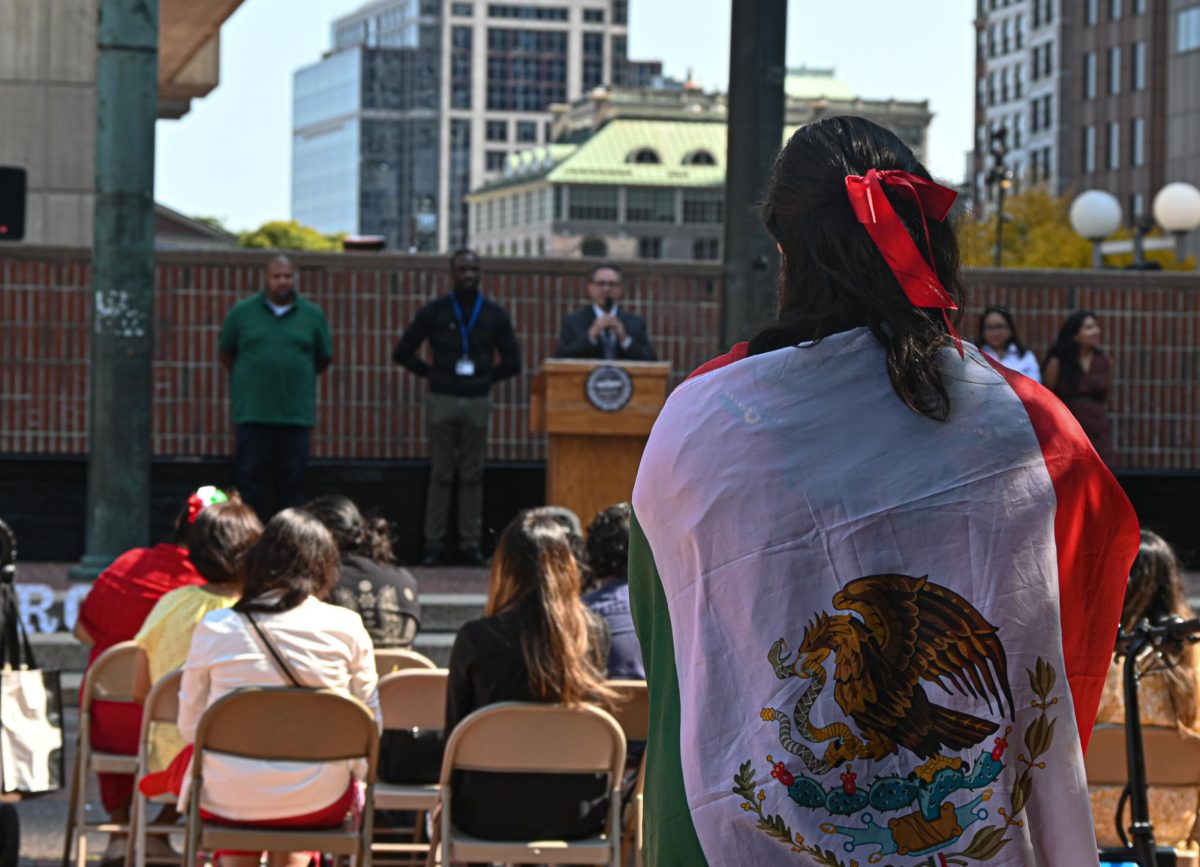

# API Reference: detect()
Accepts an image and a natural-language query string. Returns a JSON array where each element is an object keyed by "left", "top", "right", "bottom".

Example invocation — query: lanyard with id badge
[{"left": 452, "top": 292, "right": 483, "bottom": 377}]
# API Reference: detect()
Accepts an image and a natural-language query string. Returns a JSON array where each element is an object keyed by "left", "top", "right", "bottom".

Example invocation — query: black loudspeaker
[{"left": 0, "top": 167, "right": 27, "bottom": 242}]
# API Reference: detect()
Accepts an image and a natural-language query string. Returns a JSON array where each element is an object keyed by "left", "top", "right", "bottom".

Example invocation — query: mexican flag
[{"left": 630, "top": 328, "right": 1139, "bottom": 866}]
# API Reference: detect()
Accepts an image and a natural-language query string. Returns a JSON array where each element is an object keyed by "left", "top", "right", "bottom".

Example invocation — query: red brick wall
[{"left": 2, "top": 248, "right": 1196, "bottom": 470}]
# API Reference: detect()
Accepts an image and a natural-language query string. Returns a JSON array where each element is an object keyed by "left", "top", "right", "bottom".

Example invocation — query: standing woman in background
[
  {"left": 976, "top": 305, "right": 1040, "bottom": 382},
  {"left": 1044, "top": 310, "right": 1113, "bottom": 463}
]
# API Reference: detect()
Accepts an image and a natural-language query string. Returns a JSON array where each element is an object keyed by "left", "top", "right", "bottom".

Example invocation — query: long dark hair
[
  {"left": 1120, "top": 530, "right": 1197, "bottom": 727},
  {"left": 234, "top": 509, "right": 341, "bottom": 614},
  {"left": 586, "top": 502, "right": 631, "bottom": 582},
  {"left": 975, "top": 305, "right": 1027, "bottom": 357},
  {"left": 486, "top": 511, "right": 614, "bottom": 708},
  {"left": 754, "top": 116, "right": 965, "bottom": 421},
  {"left": 1045, "top": 310, "right": 1101, "bottom": 387},
  {"left": 304, "top": 495, "right": 395, "bottom": 564}
]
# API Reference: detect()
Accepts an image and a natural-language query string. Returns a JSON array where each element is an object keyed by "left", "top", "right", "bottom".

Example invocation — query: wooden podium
[{"left": 530, "top": 359, "right": 670, "bottom": 527}]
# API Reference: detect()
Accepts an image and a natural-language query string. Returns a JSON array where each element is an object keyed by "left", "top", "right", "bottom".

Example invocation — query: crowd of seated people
[{"left": 71, "top": 489, "right": 641, "bottom": 863}]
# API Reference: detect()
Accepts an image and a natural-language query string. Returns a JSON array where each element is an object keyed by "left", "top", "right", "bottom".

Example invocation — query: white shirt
[
  {"left": 266, "top": 299, "right": 294, "bottom": 317},
  {"left": 981, "top": 343, "right": 1042, "bottom": 383},
  {"left": 177, "top": 596, "right": 380, "bottom": 820},
  {"left": 590, "top": 303, "right": 634, "bottom": 350}
]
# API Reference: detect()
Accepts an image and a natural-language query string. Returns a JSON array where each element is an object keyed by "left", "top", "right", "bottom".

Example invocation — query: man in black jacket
[
  {"left": 393, "top": 250, "right": 521, "bottom": 566},
  {"left": 555, "top": 263, "right": 655, "bottom": 361}
]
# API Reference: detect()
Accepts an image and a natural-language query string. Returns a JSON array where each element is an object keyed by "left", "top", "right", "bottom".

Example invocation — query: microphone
[{"left": 602, "top": 297, "right": 615, "bottom": 313}]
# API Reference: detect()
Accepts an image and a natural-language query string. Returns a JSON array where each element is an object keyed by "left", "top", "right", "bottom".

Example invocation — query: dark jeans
[{"left": 234, "top": 424, "right": 311, "bottom": 517}]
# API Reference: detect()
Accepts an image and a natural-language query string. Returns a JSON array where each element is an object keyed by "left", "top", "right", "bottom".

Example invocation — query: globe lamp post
[{"left": 1069, "top": 190, "right": 1122, "bottom": 269}]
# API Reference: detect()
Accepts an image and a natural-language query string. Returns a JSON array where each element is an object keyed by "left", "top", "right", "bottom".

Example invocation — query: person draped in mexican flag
[{"left": 629, "top": 116, "right": 1139, "bottom": 866}]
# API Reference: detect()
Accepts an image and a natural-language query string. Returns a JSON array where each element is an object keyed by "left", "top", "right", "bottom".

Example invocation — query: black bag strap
[
  {"left": 241, "top": 611, "right": 306, "bottom": 689},
  {"left": 0, "top": 584, "right": 35, "bottom": 670}
]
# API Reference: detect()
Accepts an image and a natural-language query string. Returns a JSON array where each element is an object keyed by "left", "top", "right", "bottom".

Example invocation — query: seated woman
[
  {"left": 1090, "top": 530, "right": 1200, "bottom": 850},
  {"left": 582, "top": 502, "right": 644, "bottom": 680},
  {"left": 176, "top": 508, "right": 380, "bottom": 867},
  {"left": 136, "top": 497, "right": 262, "bottom": 772},
  {"left": 305, "top": 495, "right": 421, "bottom": 648},
  {"left": 444, "top": 510, "right": 614, "bottom": 841},
  {"left": 72, "top": 486, "right": 224, "bottom": 860}
]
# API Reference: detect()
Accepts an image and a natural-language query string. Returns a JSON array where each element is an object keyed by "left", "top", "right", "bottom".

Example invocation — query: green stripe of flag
[{"left": 629, "top": 510, "right": 708, "bottom": 866}]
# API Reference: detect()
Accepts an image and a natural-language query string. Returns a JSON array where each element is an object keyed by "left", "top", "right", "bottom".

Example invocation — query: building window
[
  {"left": 987, "top": 23, "right": 997, "bottom": 57},
  {"left": 1031, "top": 100, "right": 1041, "bottom": 133},
  {"left": 693, "top": 238, "right": 720, "bottom": 260},
  {"left": 612, "top": 0, "right": 627, "bottom": 25},
  {"left": 1002, "top": 18, "right": 1011, "bottom": 53},
  {"left": 451, "top": 2, "right": 473, "bottom": 14},
  {"left": 523, "top": 191, "right": 533, "bottom": 224},
  {"left": 1131, "top": 117, "right": 1145, "bottom": 166},
  {"left": 487, "top": 4, "right": 569, "bottom": 20},
  {"left": 1016, "top": 14, "right": 1026, "bottom": 48},
  {"left": 1110, "top": 0, "right": 1121, "bottom": 19},
  {"left": 1015, "top": 63, "right": 1026, "bottom": 98},
  {"left": 1086, "top": 0, "right": 1098, "bottom": 25},
  {"left": 486, "top": 28, "right": 569, "bottom": 111},
  {"left": 537, "top": 236, "right": 545, "bottom": 255},
  {"left": 1131, "top": 192, "right": 1145, "bottom": 221},
  {"left": 516, "top": 120, "right": 537, "bottom": 142},
  {"left": 451, "top": 27, "right": 473, "bottom": 109},
  {"left": 1135, "top": 0, "right": 1145, "bottom": 12},
  {"left": 582, "top": 31, "right": 604, "bottom": 91},
  {"left": 1043, "top": 40, "right": 1053, "bottom": 77},
  {"left": 683, "top": 189, "right": 723, "bottom": 223},
  {"left": 449, "top": 119, "right": 472, "bottom": 247},
  {"left": 1042, "top": 94, "right": 1052, "bottom": 129},
  {"left": 537, "top": 187, "right": 547, "bottom": 222},
  {"left": 683, "top": 150, "right": 718, "bottom": 166},
  {"left": 987, "top": 72, "right": 996, "bottom": 106},
  {"left": 486, "top": 120, "right": 508, "bottom": 141},
  {"left": 568, "top": 186, "right": 618, "bottom": 221},
  {"left": 1084, "top": 125, "right": 1096, "bottom": 174},
  {"left": 1013, "top": 112, "right": 1026, "bottom": 147},
  {"left": 554, "top": 186, "right": 563, "bottom": 220},
  {"left": 1132, "top": 42, "right": 1146, "bottom": 89},
  {"left": 581, "top": 236, "right": 607, "bottom": 257},
  {"left": 1108, "top": 121, "right": 1120, "bottom": 169},
  {"left": 485, "top": 150, "right": 507, "bottom": 172},
  {"left": 627, "top": 148, "right": 661, "bottom": 164},
  {"left": 583, "top": 8, "right": 605, "bottom": 22},
  {"left": 1031, "top": 45, "right": 1041, "bottom": 81},
  {"left": 626, "top": 188, "right": 676, "bottom": 222},
  {"left": 637, "top": 237, "right": 662, "bottom": 259},
  {"left": 1109, "top": 46, "right": 1121, "bottom": 94},
  {"left": 1084, "top": 51, "right": 1097, "bottom": 99},
  {"left": 1000, "top": 67, "right": 1010, "bottom": 102},
  {"left": 1179, "top": 6, "right": 1200, "bottom": 54}
]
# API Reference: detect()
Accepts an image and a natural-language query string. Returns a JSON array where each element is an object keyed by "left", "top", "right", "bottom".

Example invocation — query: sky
[{"left": 155, "top": 0, "right": 976, "bottom": 232}]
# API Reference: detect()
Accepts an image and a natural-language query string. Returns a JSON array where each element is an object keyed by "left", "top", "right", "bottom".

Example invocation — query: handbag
[{"left": 0, "top": 527, "right": 64, "bottom": 794}]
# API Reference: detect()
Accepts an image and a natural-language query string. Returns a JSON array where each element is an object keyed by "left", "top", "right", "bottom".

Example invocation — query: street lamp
[
  {"left": 1068, "top": 190, "right": 1122, "bottom": 268},
  {"left": 985, "top": 128, "right": 1012, "bottom": 267},
  {"left": 1152, "top": 182, "right": 1200, "bottom": 261}
]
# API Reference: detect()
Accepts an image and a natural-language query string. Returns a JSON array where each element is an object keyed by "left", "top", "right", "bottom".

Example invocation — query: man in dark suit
[{"left": 555, "top": 263, "right": 656, "bottom": 361}]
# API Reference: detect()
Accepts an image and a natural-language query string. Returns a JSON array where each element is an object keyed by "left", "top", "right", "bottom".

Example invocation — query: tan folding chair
[
  {"left": 429, "top": 701, "right": 626, "bottom": 866},
  {"left": 1086, "top": 723, "right": 1200, "bottom": 867},
  {"left": 372, "top": 669, "right": 448, "bottom": 864},
  {"left": 125, "top": 669, "right": 184, "bottom": 867},
  {"left": 375, "top": 648, "right": 437, "bottom": 677},
  {"left": 62, "top": 640, "right": 150, "bottom": 867},
  {"left": 182, "top": 687, "right": 379, "bottom": 867},
  {"left": 607, "top": 680, "right": 649, "bottom": 867}
]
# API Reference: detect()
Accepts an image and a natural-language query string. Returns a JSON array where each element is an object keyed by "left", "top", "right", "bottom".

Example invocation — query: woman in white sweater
[{"left": 177, "top": 508, "right": 379, "bottom": 867}]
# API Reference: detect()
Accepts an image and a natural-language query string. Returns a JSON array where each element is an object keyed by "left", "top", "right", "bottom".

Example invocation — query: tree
[
  {"left": 237, "top": 220, "right": 345, "bottom": 252},
  {"left": 958, "top": 188, "right": 1195, "bottom": 271},
  {"left": 194, "top": 215, "right": 231, "bottom": 235}
]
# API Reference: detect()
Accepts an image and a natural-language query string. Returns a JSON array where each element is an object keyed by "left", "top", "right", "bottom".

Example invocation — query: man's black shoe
[
  {"left": 460, "top": 545, "right": 489, "bottom": 568},
  {"left": 420, "top": 547, "right": 442, "bottom": 567}
]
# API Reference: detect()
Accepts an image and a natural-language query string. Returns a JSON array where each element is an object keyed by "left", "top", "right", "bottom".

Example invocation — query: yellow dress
[
  {"left": 134, "top": 585, "right": 238, "bottom": 770},
  {"left": 1090, "top": 653, "right": 1200, "bottom": 849}
]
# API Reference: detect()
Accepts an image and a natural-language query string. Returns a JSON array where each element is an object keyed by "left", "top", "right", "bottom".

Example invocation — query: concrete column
[{"left": 70, "top": 0, "right": 159, "bottom": 579}]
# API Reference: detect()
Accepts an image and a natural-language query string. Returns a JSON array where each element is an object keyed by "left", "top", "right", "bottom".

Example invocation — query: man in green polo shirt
[{"left": 218, "top": 255, "right": 332, "bottom": 516}]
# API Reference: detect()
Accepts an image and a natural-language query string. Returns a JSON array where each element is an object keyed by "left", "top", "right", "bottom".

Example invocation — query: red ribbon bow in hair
[{"left": 844, "top": 168, "right": 963, "bottom": 354}]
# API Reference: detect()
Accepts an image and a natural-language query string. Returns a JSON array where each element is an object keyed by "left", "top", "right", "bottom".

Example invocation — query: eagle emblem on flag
[{"left": 733, "top": 574, "right": 1061, "bottom": 865}]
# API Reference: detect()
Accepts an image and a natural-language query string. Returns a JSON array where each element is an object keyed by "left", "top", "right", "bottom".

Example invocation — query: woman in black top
[
  {"left": 445, "top": 509, "right": 613, "bottom": 840},
  {"left": 305, "top": 495, "right": 420, "bottom": 647}
]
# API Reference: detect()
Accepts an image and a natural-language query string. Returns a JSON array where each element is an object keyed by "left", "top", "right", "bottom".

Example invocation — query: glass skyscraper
[{"left": 292, "top": 0, "right": 660, "bottom": 251}]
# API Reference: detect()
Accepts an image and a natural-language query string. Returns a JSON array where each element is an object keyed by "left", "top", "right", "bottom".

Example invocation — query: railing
[{"left": 1, "top": 248, "right": 1197, "bottom": 470}]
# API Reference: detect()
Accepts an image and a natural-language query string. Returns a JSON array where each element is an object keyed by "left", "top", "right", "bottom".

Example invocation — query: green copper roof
[
  {"left": 784, "top": 66, "right": 855, "bottom": 100},
  {"left": 546, "top": 119, "right": 726, "bottom": 188}
]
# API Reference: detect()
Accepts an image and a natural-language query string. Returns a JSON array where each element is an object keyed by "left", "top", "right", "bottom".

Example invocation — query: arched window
[
  {"left": 683, "top": 150, "right": 717, "bottom": 166},
  {"left": 626, "top": 148, "right": 661, "bottom": 164},
  {"left": 581, "top": 236, "right": 608, "bottom": 257}
]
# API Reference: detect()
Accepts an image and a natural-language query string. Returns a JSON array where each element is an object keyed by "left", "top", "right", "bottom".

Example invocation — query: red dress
[
  {"left": 77, "top": 544, "right": 204, "bottom": 812},
  {"left": 1052, "top": 353, "right": 1113, "bottom": 464}
]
